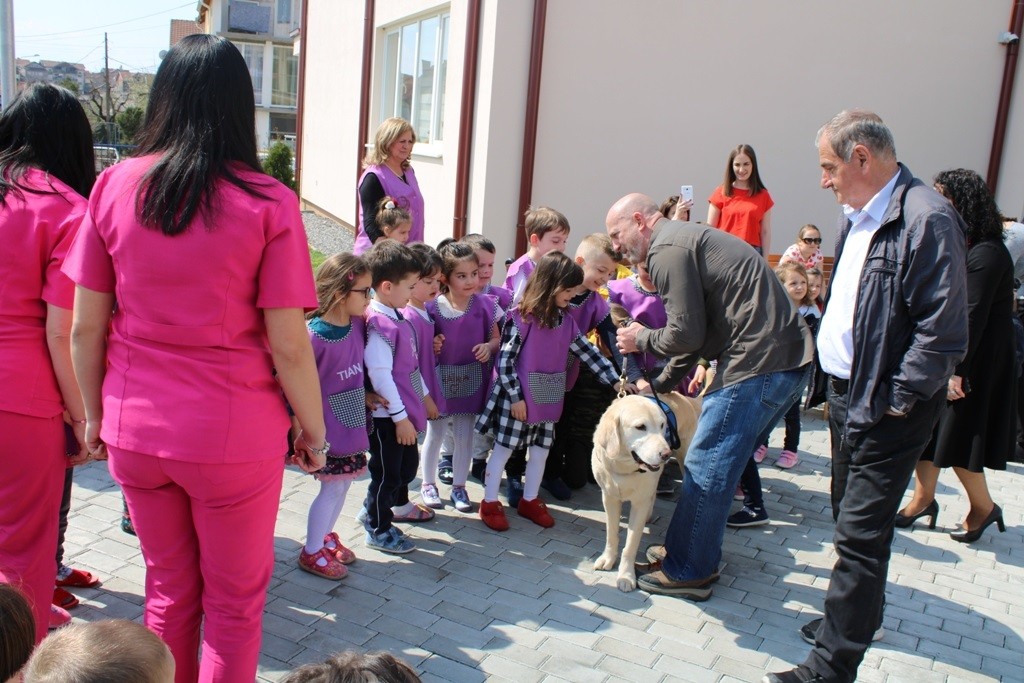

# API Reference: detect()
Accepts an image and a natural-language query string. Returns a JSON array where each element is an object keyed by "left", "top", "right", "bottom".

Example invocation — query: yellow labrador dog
[{"left": 592, "top": 392, "right": 701, "bottom": 591}]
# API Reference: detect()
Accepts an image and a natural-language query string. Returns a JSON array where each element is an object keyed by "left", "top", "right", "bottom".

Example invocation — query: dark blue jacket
[{"left": 812, "top": 164, "right": 968, "bottom": 440}]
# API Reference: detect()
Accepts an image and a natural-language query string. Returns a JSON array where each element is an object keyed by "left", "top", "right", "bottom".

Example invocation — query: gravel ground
[{"left": 301, "top": 210, "right": 354, "bottom": 256}]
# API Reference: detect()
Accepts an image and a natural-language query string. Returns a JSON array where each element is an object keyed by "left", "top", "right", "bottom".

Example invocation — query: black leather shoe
[
  {"left": 949, "top": 504, "right": 1005, "bottom": 543},
  {"left": 762, "top": 665, "right": 831, "bottom": 683},
  {"left": 894, "top": 499, "right": 939, "bottom": 529}
]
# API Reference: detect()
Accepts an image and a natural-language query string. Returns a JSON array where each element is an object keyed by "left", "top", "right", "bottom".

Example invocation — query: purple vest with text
[
  {"left": 309, "top": 317, "right": 370, "bottom": 457},
  {"left": 354, "top": 164, "right": 425, "bottom": 255},
  {"left": 563, "top": 290, "right": 611, "bottom": 391},
  {"left": 365, "top": 309, "right": 427, "bottom": 432},
  {"left": 426, "top": 294, "right": 499, "bottom": 415},
  {"left": 509, "top": 309, "right": 580, "bottom": 424}
]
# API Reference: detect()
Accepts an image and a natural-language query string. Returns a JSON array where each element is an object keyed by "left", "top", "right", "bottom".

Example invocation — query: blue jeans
[{"left": 662, "top": 367, "right": 806, "bottom": 581}]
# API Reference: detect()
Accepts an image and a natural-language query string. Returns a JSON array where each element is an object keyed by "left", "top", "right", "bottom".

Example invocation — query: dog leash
[{"left": 617, "top": 317, "right": 682, "bottom": 451}]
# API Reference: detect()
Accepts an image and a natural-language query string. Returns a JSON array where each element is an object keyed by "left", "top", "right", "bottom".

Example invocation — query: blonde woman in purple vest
[
  {"left": 355, "top": 118, "right": 425, "bottom": 255},
  {"left": 476, "top": 253, "right": 628, "bottom": 531}
]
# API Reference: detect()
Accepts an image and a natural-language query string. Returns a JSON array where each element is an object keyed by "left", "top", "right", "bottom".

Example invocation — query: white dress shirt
[{"left": 818, "top": 171, "right": 901, "bottom": 379}]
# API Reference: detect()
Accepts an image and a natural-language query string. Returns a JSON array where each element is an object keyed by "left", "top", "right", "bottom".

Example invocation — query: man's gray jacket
[{"left": 636, "top": 218, "right": 814, "bottom": 393}]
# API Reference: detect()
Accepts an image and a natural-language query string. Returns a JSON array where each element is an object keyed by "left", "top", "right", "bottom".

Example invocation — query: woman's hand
[
  {"left": 687, "top": 365, "right": 708, "bottom": 396},
  {"left": 616, "top": 322, "right": 645, "bottom": 354},
  {"left": 671, "top": 198, "right": 693, "bottom": 221}
]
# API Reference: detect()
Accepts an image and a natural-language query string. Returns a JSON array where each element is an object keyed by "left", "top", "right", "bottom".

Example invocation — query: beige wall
[
  {"left": 301, "top": 0, "right": 1024, "bottom": 260},
  {"left": 532, "top": 0, "right": 1017, "bottom": 256}
]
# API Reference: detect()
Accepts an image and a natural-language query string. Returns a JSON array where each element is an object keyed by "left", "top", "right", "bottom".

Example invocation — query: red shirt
[
  {"left": 0, "top": 169, "right": 86, "bottom": 418},
  {"left": 708, "top": 185, "right": 774, "bottom": 248},
  {"left": 63, "top": 157, "right": 317, "bottom": 462}
]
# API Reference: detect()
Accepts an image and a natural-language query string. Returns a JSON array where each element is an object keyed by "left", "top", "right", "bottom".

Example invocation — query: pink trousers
[
  {"left": 0, "top": 410, "right": 64, "bottom": 643},
  {"left": 108, "top": 447, "right": 284, "bottom": 683}
]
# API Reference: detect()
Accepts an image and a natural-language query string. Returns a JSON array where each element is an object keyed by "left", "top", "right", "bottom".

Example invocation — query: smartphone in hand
[{"left": 680, "top": 185, "right": 694, "bottom": 203}]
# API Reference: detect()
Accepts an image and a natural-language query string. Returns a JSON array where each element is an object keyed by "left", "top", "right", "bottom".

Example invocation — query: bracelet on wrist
[
  {"left": 70, "top": 417, "right": 87, "bottom": 424},
  {"left": 298, "top": 429, "right": 330, "bottom": 457}
]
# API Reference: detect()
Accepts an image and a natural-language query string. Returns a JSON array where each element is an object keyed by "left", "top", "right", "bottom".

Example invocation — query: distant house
[
  {"left": 196, "top": 0, "right": 301, "bottom": 151},
  {"left": 170, "top": 18, "right": 203, "bottom": 47},
  {"left": 16, "top": 59, "right": 86, "bottom": 91}
]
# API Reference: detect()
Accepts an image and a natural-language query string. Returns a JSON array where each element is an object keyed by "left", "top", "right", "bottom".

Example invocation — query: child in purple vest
[
  {"left": 504, "top": 207, "right": 570, "bottom": 304},
  {"left": 362, "top": 240, "right": 430, "bottom": 554},
  {"left": 541, "top": 234, "right": 625, "bottom": 500},
  {"left": 298, "top": 253, "right": 374, "bottom": 580},
  {"left": 422, "top": 242, "right": 501, "bottom": 512},
  {"left": 476, "top": 252, "right": 625, "bottom": 531}
]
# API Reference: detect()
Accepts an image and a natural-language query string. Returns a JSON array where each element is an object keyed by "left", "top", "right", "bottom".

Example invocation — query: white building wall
[{"left": 301, "top": 0, "right": 1024, "bottom": 258}]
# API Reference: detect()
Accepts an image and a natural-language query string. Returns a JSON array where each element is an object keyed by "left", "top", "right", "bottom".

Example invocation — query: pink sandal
[
  {"left": 391, "top": 502, "right": 435, "bottom": 522},
  {"left": 776, "top": 450, "right": 799, "bottom": 469}
]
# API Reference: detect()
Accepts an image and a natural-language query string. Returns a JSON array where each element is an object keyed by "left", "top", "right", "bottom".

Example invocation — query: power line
[{"left": 19, "top": 1, "right": 194, "bottom": 39}]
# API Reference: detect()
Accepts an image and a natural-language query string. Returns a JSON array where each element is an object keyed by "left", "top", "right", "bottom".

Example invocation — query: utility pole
[
  {"left": 104, "top": 32, "right": 114, "bottom": 143},
  {"left": 0, "top": 0, "right": 15, "bottom": 109}
]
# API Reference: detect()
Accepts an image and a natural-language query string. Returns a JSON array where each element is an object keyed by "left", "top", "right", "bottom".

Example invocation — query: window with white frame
[
  {"left": 235, "top": 42, "right": 264, "bottom": 105},
  {"left": 271, "top": 46, "right": 297, "bottom": 107},
  {"left": 380, "top": 11, "right": 450, "bottom": 145}
]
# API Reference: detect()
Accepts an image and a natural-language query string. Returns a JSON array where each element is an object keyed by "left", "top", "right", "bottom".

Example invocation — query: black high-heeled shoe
[
  {"left": 949, "top": 504, "right": 1005, "bottom": 543},
  {"left": 894, "top": 500, "right": 939, "bottom": 529}
]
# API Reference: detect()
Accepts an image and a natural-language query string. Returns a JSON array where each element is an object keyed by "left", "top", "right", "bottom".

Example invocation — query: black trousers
[
  {"left": 56, "top": 466, "right": 73, "bottom": 566},
  {"left": 364, "top": 418, "right": 419, "bottom": 534},
  {"left": 805, "top": 383, "right": 944, "bottom": 683}
]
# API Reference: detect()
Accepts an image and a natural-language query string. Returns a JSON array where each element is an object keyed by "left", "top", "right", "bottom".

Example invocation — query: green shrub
[{"left": 263, "top": 142, "right": 295, "bottom": 191}]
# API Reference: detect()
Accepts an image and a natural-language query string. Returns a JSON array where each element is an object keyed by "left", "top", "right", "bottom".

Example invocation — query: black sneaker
[
  {"left": 761, "top": 665, "right": 831, "bottom": 683},
  {"left": 656, "top": 471, "right": 675, "bottom": 496},
  {"left": 540, "top": 477, "right": 572, "bottom": 501},
  {"left": 470, "top": 459, "right": 487, "bottom": 484},
  {"left": 799, "top": 617, "right": 884, "bottom": 646},
  {"left": 437, "top": 457, "right": 454, "bottom": 485},
  {"left": 727, "top": 505, "right": 769, "bottom": 528},
  {"left": 506, "top": 477, "right": 524, "bottom": 508}
]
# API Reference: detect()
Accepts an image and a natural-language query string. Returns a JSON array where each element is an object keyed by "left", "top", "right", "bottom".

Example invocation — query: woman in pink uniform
[
  {"left": 0, "top": 83, "right": 94, "bottom": 644},
  {"left": 64, "top": 36, "right": 327, "bottom": 683}
]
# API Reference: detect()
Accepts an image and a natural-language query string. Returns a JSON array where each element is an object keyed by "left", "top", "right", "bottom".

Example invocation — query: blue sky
[{"left": 14, "top": 0, "right": 198, "bottom": 73}]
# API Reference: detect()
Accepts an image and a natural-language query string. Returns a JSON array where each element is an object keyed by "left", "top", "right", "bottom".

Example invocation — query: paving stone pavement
[{"left": 60, "top": 408, "right": 1023, "bottom": 682}]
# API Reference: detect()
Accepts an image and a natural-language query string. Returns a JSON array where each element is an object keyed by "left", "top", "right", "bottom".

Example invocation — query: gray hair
[{"left": 816, "top": 109, "right": 896, "bottom": 162}]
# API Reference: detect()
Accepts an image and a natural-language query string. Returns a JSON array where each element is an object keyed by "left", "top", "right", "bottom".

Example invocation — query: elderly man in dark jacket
[
  {"left": 608, "top": 193, "right": 813, "bottom": 601},
  {"left": 765, "top": 112, "right": 968, "bottom": 683}
]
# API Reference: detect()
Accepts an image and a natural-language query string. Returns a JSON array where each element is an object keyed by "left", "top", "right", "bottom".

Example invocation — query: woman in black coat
[{"left": 896, "top": 169, "right": 1012, "bottom": 543}]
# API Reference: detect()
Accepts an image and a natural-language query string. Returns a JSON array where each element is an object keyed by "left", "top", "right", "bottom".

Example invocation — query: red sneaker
[
  {"left": 323, "top": 531, "right": 356, "bottom": 565},
  {"left": 517, "top": 497, "right": 555, "bottom": 528},
  {"left": 298, "top": 548, "right": 348, "bottom": 580},
  {"left": 479, "top": 500, "right": 509, "bottom": 531}
]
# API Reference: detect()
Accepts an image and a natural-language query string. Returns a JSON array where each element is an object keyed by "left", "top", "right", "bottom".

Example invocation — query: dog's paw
[
  {"left": 594, "top": 552, "right": 617, "bottom": 571},
  {"left": 616, "top": 571, "right": 637, "bottom": 592}
]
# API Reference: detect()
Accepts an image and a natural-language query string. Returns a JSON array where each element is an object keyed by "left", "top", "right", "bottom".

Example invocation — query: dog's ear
[{"left": 592, "top": 400, "right": 619, "bottom": 458}]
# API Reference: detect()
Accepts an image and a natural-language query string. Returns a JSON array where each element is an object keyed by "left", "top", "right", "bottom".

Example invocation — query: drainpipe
[
  {"left": 452, "top": 0, "right": 482, "bottom": 239},
  {"left": 293, "top": 0, "right": 309, "bottom": 195},
  {"left": 515, "top": 0, "right": 548, "bottom": 257},
  {"left": 987, "top": 0, "right": 1024, "bottom": 193},
  {"left": 355, "top": 0, "right": 376, "bottom": 220}
]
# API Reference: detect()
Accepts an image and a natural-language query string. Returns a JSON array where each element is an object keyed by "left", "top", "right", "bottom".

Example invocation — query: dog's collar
[{"left": 631, "top": 450, "right": 661, "bottom": 473}]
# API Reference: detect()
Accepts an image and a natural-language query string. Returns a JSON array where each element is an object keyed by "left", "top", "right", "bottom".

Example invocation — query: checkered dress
[{"left": 476, "top": 315, "right": 619, "bottom": 449}]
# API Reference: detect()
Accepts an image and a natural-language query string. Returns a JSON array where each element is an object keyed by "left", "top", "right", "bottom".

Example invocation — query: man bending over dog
[{"left": 607, "top": 192, "right": 813, "bottom": 600}]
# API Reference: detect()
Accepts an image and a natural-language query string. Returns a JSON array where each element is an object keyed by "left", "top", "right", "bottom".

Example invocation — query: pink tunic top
[
  {"left": 0, "top": 169, "right": 87, "bottom": 418},
  {"left": 62, "top": 156, "right": 317, "bottom": 463}
]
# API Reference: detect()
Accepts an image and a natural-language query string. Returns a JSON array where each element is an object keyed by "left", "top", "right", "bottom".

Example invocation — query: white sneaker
[
  {"left": 451, "top": 485, "right": 474, "bottom": 513},
  {"left": 420, "top": 483, "right": 444, "bottom": 509}
]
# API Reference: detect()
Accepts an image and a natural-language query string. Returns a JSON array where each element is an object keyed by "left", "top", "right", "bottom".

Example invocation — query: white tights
[
  {"left": 484, "top": 443, "right": 550, "bottom": 502},
  {"left": 421, "top": 414, "right": 476, "bottom": 486},
  {"left": 304, "top": 478, "right": 351, "bottom": 554}
]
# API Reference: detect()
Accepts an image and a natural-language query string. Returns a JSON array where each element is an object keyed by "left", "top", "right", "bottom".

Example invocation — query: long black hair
[
  {"left": 0, "top": 83, "right": 95, "bottom": 204},
  {"left": 933, "top": 169, "right": 1004, "bottom": 245},
  {"left": 133, "top": 34, "right": 268, "bottom": 236}
]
